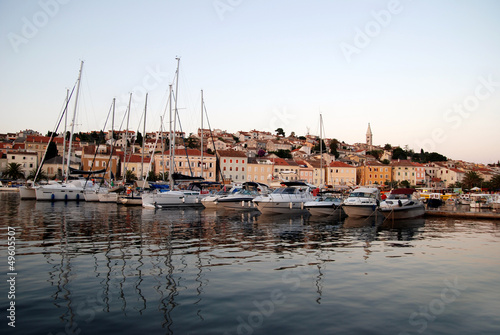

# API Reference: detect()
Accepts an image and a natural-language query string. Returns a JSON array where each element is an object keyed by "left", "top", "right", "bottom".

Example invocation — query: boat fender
[
  {"left": 398, "top": 200, "right": 402, "bottom": 207},
  {"left": 51, "top": 194, "right": 55, "bottom": 201},
  {"left": 289, "top": 202, "right": 293, "bottom": 209},
  {"left": 241, "top": 201, "right": 245, "bottom": 207},
  {"left": 76, "top": 194, "right": 80, "bottom": 201}
]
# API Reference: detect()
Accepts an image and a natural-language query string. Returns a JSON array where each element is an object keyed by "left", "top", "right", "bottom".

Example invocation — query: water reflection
[{"left": 1, "top": 192, "right": 500, "bottom": 335}]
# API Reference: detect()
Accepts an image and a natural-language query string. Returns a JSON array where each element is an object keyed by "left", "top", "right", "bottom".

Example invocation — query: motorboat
[
  {"left": 141, "top": 182, "right": 207, "bottom": 209},
  {"left": 304, "top": 193, "right": 344, "bottom": 217},
  {"left": 342, "top": 187, "right": 380, "bottom": 218},
  {"left": 379, "top": 188, "right": 425, "bottom": 220},
  {"left": 426, "top": 193, "right": 444, "bottom": 208},
  {"left": 142, "top": 189, "right": 204, "bottom": 209},
  {"left": 492, "top": 194, "right": 500, "bottom": 209},
  {"left": 218, "top": 182, "right": 269, "bottom": 210},
  {"left": 252, "top": 181, "right": 314, "bottom": 215},
  {"left": 201, "top": 185, "right": 236, "bottom": 209},
  {"left": 470, "top": 193, "right": 493, "bottom": 209}
]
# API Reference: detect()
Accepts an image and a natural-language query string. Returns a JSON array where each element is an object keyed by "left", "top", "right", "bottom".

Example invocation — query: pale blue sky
[{"left": 1, "top": 0, "right": 499, "bottom": 163}]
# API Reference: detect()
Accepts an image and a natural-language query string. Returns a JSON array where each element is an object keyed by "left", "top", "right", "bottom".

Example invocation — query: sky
[{"left": 1, "top": 0, "right": 499, "bottom": 164}]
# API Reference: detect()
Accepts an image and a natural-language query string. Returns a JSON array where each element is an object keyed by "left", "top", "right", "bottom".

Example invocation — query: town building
[
  {"left": 217, "top": 150, "right": 248, "bottom": 183},
  {"left": 155, "top": 149, "right": 217, "bottom": 182},
  {"left": 6, "top": 151, "right": 39, "bottom": 178},
  {"left": 357, "top": 161, "right": 392, "bottom": 186},
  {"left": 326, "top": 161, "right": 357, "bottom": 188}
]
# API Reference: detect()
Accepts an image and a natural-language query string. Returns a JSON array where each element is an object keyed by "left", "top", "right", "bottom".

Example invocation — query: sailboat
[
  {"left": 35, "top": 61, "right": 99, "bottom": 201},
  {"left": 20, "top": 89, "right": 73, "bottom": 199},
  {"left": 120, "top": 93, "right": 148, "bottom": 206},
  {"left": 141, "top": 58, "right": 206, "bottom": 209}
]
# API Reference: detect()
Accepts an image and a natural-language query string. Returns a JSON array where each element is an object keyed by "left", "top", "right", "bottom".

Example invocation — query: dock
[{"left": 425, "top": 209, "right": 500, "bottom": 220}]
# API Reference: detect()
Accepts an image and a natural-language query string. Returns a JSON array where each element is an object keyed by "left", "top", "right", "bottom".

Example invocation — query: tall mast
[
  {"left": 110, "top": 98, "right": 115, "bottom": 182},
  {"left": 169, "top": 57, "right": 181, "bottom": 189},
  {"left": 160, "top": 116, "right": 165, "bottom": 180},
  {"left": 61, "top": 88, "right": 69, "bottom": 177},
  {"left": 65, "top": 60, "right": 83, "bottom": 180},
  {"left": 141, "top": 93, "right": 148, "bottom": 180},
  {"left": 168, "top": 84, "right": 174, "bottom": 190},
  {"left": 200, "top": 90, "right": 204, "bottom": 178},
  {"left": 122, "top": 93, "right": 132, "bottom": 183},
  {"left": 320, "top": 113, "right": 323, "bottom": 187}
]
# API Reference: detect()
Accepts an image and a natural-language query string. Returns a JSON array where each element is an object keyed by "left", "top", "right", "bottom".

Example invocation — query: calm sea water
[{"left": 0, "top": 192, "right": 499, "bottom": 335}]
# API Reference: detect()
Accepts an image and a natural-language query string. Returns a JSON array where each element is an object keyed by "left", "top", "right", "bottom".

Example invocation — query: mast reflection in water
[{"left": 1, "top": 192, "right": 499, "bottom": 335}]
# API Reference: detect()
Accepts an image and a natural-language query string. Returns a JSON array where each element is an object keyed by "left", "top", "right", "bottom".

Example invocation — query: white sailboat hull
[
  {"left": 35, "top": 183, "right": 84, "bottom": 201},
  {"left": 142, "top": 191, "right": 204, "bottom": 208},
  {"left": 19, "top": 186, "right": 37, "bottom": 199}
]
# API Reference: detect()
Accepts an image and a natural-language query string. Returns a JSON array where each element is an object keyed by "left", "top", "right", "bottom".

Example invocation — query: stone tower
[{"left": 366, "top": 123, "right": 372, "bottom": 151}]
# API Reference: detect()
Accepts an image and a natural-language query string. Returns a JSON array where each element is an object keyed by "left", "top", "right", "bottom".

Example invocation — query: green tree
[
  {"left": 384, "top": 143, "right": 392, "bottom": 150},
  {"left": 392, "top": 147, "right": 407, "bottom": 160},
  {"left": 329, "top": 139, "right": 340, "bottom": 158},
  {"left": 124, "top": 170, "right": 137, "bottom": 183},
  {"left": 462, "top": 171, "right": 483, "bottom": 189},
  {"left": 27, "top": 167, "right": 48, "bottom": 182},
  {"left": 367, "top": 150, "right": 383, "bottom": 160},
  {"left": 186, "top": 135, "right": 200, "bottom": 149},
  {"left": 136, "top": 132, "right": 143, "bottom": 146},
  {"left": 489, "top": 174, "right": 500, "bottom": 191},
  {"left": 4, "top": 163, "right": 25, "bottom": 180},
  {"left": 271, "top": 149, "right": 292, "bottom": 159},
  {"left": 147, "top": 170, "right": 157, "bottom": 182},
  {"left": 312, "top": 138, "right": 326, "bottom": 153},
  {"left": 275, "top": 128, "right": 285, "bottom": 137},
  {"left": 400, "top": 180, "right": 411, "bottom": 188}
]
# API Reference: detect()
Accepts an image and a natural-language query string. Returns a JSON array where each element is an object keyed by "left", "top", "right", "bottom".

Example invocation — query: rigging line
[
  {"left": 84, "top": 100, "right": 114, "bottom": 188},
  {"left": 203, "top": 103, "right": 224, "bottom": 183},
  {"left": 175, "top": 108, "right": 194, "bottom": 177},
  {"left": 36, "top": 84, "right": 77, "bottom": 180}
]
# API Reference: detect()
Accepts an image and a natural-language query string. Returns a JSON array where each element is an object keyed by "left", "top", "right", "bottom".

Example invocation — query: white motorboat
[
  {"left": 304, "top": 194, "right": 344, "bottom": 217},
  {"left": 201, "top": 186, "right": 236, "bottom": 209},
  {"left": 252, "top": 181, "right": 314, "bottom": 215},
  {"left": 218, "top": 182, "right": 269, "bottom": 210},
  {"left": 492, "top": 194, "right": 500, "bottom": 209},
  {"left": 379, "top": 188, "right": 425, "bottom": 220},
  {"left": 142, "top": 189, "right": 205, "bottom": 209},
  {"left": 470, "top": 193, "right": 493, "bottom": 209},
  {"left": 342, "top": 187, "right": 380, "bottom": 218}
]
